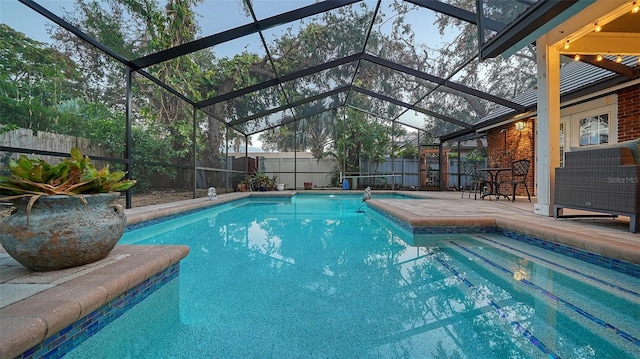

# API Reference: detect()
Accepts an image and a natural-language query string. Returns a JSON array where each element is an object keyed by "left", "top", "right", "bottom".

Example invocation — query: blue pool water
[{"left": 66, "top": 195, "right": 640, "bottom": 358}]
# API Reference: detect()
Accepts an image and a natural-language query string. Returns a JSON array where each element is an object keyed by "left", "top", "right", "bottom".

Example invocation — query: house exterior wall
[
  {"left": 617, "top": 83, "right": 640, "bottom": 142},
  {"left": 485, "top": 83, "right": 639, "bottom": 199},
  {"left": 486, "top": 118, "right": 535, "bottom": 197}
]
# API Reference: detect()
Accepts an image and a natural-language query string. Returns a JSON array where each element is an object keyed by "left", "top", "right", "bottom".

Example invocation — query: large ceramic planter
[{"left": 0, "top": 193, "right": 126, "bottom": 271}]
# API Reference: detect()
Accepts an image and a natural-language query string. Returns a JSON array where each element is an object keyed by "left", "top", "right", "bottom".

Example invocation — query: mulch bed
[{"left": 0, "top": 189, "right": 224, "bottom": 218}]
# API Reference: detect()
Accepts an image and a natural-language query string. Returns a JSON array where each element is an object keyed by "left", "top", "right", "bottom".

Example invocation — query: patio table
[{"left": 478, "top": 167, "right": 512, "bottom": 200}]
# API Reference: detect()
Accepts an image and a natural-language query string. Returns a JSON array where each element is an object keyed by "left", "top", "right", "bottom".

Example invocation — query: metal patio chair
[
  {"left": 461, "top": 161, "right": 486, "bottom": 200},
  {"left": 509, "top": 159, "right": 531, "bottom": 202}
]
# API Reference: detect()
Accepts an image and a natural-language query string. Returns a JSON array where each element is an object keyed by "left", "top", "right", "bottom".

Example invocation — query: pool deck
[{"left": 1, "top": 190, "right": 639, "bottom": 358}]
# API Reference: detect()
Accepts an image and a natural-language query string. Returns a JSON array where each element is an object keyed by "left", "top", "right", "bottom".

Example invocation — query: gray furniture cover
[{"left": 554, "top": 143, "right": 640, "bottom": 233}]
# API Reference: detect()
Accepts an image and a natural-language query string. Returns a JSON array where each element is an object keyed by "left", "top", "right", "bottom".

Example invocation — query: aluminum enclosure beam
[
  {"left": 351, "top": 86, "right": 472, "bottom": 129},
  {"left": 480, "top": 0, "right": 581, "bottom": 59},
  {"left": 362, "top": 54, "right": 526, "bottom": 111},
  {"left": 131, "top": 0, "right": 361, "bottom": 70},
  {"left": 19, "top": 0, "right": 132, "bottom": 67},
  {"left": 405, "top": 0, "right": 506, "bottom": 32},
  {"left": 227, "top": 85, "right": 351, "bottom": 126},
  {"left": 198, "top": 54, "right": 361, "bottom": 108}
]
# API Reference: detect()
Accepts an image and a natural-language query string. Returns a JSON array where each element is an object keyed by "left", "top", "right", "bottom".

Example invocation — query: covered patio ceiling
[
  {"left": 17, "top": 0, "right": 639, "bottom": 140},
  {"left": 557, "top": 4, "right": 640, "bottom": 75}
]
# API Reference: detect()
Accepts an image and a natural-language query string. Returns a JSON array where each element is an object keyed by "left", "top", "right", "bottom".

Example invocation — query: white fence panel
[{"left": 261, "top": 157, "right": 336, "bottom": 189}]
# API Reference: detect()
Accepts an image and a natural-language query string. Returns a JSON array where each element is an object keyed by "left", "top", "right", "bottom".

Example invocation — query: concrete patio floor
[
  {"left": 1, "top": 190, "right": 639, "bottom": 358},
  {"left": 378, "top": 191, "right": 639, "bottom": 247}
]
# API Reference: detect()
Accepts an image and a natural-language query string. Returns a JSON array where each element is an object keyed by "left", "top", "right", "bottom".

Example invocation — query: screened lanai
[{"left": 1, "top": 0, "right": 614, "bottom": 207}]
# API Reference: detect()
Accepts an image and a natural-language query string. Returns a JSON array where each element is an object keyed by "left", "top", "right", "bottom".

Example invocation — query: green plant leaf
[
  {"left": 70, "top": 147, "right": 83, "bottom": 162},
  {"left": 28, "top": 165, "right": 44, "bottom": 182},
  {"left": 16, "top": 155, "right": 33, "bottom": 172},
  {"left": 0, "top": 147, "right": 136, "bottom": 200},
  {"left": 109, "top": 180, "right": 137, "bottom": 192}
]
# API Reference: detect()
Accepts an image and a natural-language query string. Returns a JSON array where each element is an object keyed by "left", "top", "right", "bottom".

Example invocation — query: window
[
  {"left": 559, "top": 96, "right": 617, "bottom": 151},
  {"left": 579, "top": 114, "right": 609, "bottom": 146}
]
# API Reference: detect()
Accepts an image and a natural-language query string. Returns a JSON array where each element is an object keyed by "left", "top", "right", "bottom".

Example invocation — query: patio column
[{"left": 534, "top": 35, "right": 560, "bottom": 217}]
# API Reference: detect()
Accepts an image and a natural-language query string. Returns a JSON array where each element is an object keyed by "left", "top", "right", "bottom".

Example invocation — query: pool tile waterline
[
  {"left": 498, "top": 229, "right": 640, "bottom": 278},
  {"left": 18, "top": 263, "right": 179, "bottom": 359}
]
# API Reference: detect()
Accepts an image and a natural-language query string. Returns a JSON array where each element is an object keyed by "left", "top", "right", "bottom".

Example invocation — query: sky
[
  {"left": 0, "top": 0, "right": 328, "bottom": 54},
  {"left": 1, "top": 0, "right": 53, "bottom": 43}
]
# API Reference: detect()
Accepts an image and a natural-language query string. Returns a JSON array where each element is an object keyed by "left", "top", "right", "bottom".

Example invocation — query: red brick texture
[
  {"left": 618, "top": 83, "right": 640, "bottom": 142},
  {"left": 486, "top": 118, "right": 535, "bottom": 198},
  {"left": 484, "top": 84, "right": 638, "bottom": 199}
]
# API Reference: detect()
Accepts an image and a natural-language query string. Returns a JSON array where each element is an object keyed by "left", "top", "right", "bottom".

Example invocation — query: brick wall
[
  {"left": 482, "top": 83, "right": 638, "bottom": 199},
  {"left": 486, "top": 118, "right": 535, "bottom": 198},
  {"left": 617, "top": 83, "right": 640, "bottom": 141}
]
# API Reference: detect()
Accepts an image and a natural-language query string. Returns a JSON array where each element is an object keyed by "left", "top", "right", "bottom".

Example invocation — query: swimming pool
[{"left": 66, "top": 195, "right": 640, "bottom": 358}]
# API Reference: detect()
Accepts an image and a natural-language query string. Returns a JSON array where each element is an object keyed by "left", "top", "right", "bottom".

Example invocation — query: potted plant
[
  {"left": 270, "top": 174, "right": 279, "bottom": 191},
  {"left": 304, "top": 181, "right": 312, "bottom": 190},
  {"left": 0, "top": 148, "right": 137, "bottom": 271},
  {"left": 249, "top": 171, "right": 275, "bottom": 191},
  {"left": 237, "top": 180, "right": 249, "bottom": 192}
]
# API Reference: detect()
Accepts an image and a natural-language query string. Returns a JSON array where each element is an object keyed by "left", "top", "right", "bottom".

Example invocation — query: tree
[
  {"left": 50, "top": 0, "right": 141, "bottom": 106},
  {"left": 331, "top": 108, "right": 391, "bottom": 172},
  {"left": 231, "top": 133, "right": 252, "bottom": 153},
  {"left": 47, "top": 0, "right": 425, "bottom": 165},
  {"left": 199, "top": 52, "right": 276, "bottom": 168},
  {"left": 393, "top": 129, "right": 419, "bottom": 159},
  {"left": 51, "top": 0, "right": 208, "bottom": 166},
  {"left": 0, "top": 24, "right": 83, "bottom": 132},
  {"left": 55, "top": 98, "right": 125, "bottom": 150},
  {"left": 428, "top": 0, "right": 538, "bottom": 123},
  {"left": 259, "top": 102, "right": 337, "bottom": 157}
]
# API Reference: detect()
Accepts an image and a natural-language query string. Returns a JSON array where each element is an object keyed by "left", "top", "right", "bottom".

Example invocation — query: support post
[
  {"left": 391, "top": 120, "right": 396, "bottom": 190},
  {"left": 417, "top": 130, "right": 421, "bottom": 190},
  {"left": 192, "top": 106, "right": 197, "bottom": 199},
  {"left": 438, "top": 142, "right": 444, "bottom": 191},
  {"left": 534, "top": 35, "right": 560, "bottom": 216},
  {"left": 457, "top": 141, "right": 461, "bottom": 190},
  {"left": 294, "top": 130, "right": 297, "bottom": 189},
  {"left": 244, "top": 135, "right": 248, "bottom": 177},
  {"left": 124, "top": 68, "right": 132, "bottom": 209},
  {"left": 225, "top": 127, "right": 229, "bottom": 193}
]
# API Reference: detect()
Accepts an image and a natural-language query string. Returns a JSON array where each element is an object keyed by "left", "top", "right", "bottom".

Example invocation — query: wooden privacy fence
[
  {"left": 360, "top": 158, "right": 420, "bottom": 188},
  {"left": 1, "top": 128, "right": 108, "bottom": 167}
]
